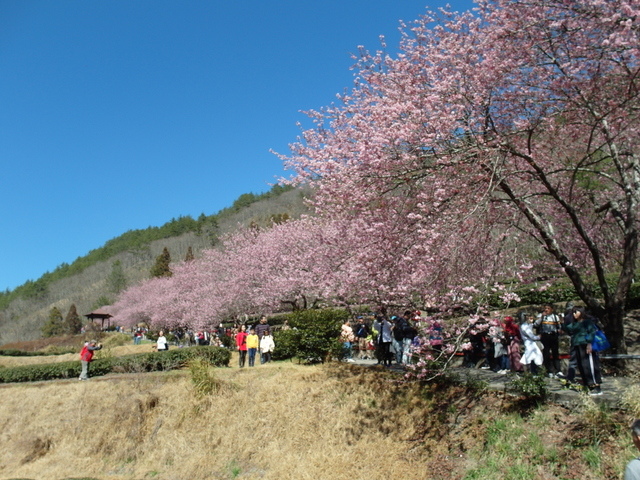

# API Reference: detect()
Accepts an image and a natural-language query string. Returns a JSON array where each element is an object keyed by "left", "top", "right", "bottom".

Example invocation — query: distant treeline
[{"left": 0, "top": 185, "right": 293, "bottom": 310}]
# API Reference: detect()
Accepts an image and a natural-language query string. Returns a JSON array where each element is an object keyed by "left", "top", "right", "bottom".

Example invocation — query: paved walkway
[{"left": 349, "top": 356, "right": 633, "bottom": 408}]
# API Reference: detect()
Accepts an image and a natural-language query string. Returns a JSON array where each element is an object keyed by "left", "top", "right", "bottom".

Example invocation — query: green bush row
[
  {"left": 0, "top": 349, "right": 65, "bottom": 357},
  {"left": 0, "top": 346, "right": 230, "bottom": 383}
]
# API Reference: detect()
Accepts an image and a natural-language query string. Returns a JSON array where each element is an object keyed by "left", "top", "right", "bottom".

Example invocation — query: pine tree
[
  {"left": 150, "top": 247, "right": 172, "bottom": 278},
  {"left": 64, "top": 304, "right": 83, "bottom": 334},
  {"left": 107, "top": 260, "right": 127, "bottom": 294},
  {"left": 184, "top": 246, "right": 194, "bottom": 262},
  {"left": 42, "top": 306, "right": 64, "bottom": 337}
]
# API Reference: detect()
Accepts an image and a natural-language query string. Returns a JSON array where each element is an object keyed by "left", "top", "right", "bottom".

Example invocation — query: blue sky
[{"left": 0, "top": 0, "right": 474, "bottom": 292}]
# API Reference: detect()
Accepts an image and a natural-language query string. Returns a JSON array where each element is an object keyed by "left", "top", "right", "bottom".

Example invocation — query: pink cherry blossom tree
[{"left": 281, "top": 0, "right": 640, "bottom": 354}]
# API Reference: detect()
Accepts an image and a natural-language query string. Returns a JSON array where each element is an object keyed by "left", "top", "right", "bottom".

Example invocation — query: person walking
[{"left": 79, "top": 340, "right": 102, "bottom": 380}]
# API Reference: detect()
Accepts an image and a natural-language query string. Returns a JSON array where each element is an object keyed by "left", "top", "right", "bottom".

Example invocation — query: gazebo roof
[{"left": 84, "top": 308, "right": 113, "bottom": 319}]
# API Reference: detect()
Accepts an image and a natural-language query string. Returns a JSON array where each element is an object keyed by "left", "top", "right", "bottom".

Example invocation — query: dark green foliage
[
  {"left": 507, "top": 372, "right": 549, "bottom": 403},
  {"left": 150, "top": 247, "right": 172, "bottom": 278},
  {"left": 0, "top": 346, "right": 230, "bottom": 383},
  {"left": 272, "top": 309, "right": 347, "bottom": 363},
  {"left": 184, "top": 246, "right": 195, "bottom": 262},
  {"left": 41, "top": 307, "right": 64, "bottom": 338},
  {"left": 271, "top": 329, "right": 299, "bottom": 361},
  {"left": 93, "top": 295, "right": 112, "bottom": 310},
  {"left": 64, "top": 304, "right": 83, "bottom": 335},
  {"left": 0, "top": 349, "right": 74, "bottom": 357},
  {"left": 107, "top": 260, "right": 127, "bottom": 294}
]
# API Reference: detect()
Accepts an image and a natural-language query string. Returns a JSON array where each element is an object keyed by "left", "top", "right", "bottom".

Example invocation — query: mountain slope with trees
[{"left": 0, "top": 185, "right": 309, "bottom": 345}]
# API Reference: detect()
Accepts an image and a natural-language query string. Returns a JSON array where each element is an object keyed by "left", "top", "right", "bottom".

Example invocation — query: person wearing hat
[{"left": 79, "top": 340, "right": 102, "bottom": 380}]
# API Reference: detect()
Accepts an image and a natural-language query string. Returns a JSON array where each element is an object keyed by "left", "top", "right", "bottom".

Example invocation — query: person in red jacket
[
  {"left": 235, "top": 325, "right": 248, "bottom": 368},
  {"left": 79, "top": 340, "right": 102, "bottom": 380}
]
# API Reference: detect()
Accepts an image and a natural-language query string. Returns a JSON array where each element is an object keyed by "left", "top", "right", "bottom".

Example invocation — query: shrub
[
  {"left": 189, "top": 358, "right": 226, "bottom": 397},
  {"left": 507, "top": 372, "right": 549, "bottom": 403},
  {"left": 272, "top": 309, "right": 347, "bottom": 363},
  {"left": 0, "top": 346, "right": 230, "bottom": 383}
]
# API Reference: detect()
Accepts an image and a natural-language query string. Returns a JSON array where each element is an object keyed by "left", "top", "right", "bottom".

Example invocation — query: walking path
[{"left": 350, "top": 356, "right": 633, "bottom": 408}]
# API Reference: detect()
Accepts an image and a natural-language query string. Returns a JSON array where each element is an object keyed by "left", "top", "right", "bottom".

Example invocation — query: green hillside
[{"left": 0, "top": 184, "right": 308, "bottom": 345}]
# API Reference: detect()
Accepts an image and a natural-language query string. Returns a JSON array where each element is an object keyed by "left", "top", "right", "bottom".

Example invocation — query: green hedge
[{"left": 0, "top": 346, "right": 230, "bottom": 383}]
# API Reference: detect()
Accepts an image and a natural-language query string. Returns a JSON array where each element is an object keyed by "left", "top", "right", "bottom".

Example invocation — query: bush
[
  {"left": 272, "top": 309, "right": 347, "bottom": 363},
  {"left": 0, "top": 346, "right": 230, "bottom": 383},
  {"left": 507, "top": 372, "right": 549, "bottom": 403}
]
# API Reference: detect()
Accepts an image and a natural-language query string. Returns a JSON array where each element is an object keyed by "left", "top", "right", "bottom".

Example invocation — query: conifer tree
[
  {"left": 64, "top": 304, "right": 83, "bottom": 334},
  {"left": 107, "top": 260, "right": 127, "bottom": 294},
  {"left": 150, "top": 247, "right": 172, "bottom": 278},
  {"left": 184, "top": 246, "right": 194, "bottom": 262},
  {"left": 42, "top": 306, "right": 64, "bottom": 337}
]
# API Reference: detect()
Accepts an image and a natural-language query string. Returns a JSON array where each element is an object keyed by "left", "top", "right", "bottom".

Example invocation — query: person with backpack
[{"left": 565, "top": 307, "right": 602, "bottom": 395}]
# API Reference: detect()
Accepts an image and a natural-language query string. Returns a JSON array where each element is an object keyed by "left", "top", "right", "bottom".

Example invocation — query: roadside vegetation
[{"left": 0, "top": 337, "right": 638, "bottom": 480}]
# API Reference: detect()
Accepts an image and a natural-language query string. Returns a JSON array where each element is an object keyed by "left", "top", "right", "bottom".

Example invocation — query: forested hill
[{"left": 0, "top": 184, "right": 310, "bottom": 345}]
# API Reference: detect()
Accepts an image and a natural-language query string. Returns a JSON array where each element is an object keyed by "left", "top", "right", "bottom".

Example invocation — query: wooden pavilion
[{"left": 84, "top": 308, "right": 113, "bottom": 330}]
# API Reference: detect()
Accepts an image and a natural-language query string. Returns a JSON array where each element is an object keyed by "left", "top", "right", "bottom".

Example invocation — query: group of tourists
[
  {"left": 234, "top": 315, "right": 275, "bottom": 367},
  {"left": 340, "top": 309, "right": 420, "bottom": 366},
  {"left": 466, "top": 303, "right": 605, "bottom": 396}
]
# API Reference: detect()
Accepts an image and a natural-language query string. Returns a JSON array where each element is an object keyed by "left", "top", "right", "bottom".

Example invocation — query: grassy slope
[{"left": 0, "top": 350, "right": 638, "bottom": 480}]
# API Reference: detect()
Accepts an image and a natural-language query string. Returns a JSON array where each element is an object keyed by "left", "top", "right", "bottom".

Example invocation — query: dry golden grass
[
  {"left": 0, "top": 358, "right": 442, "bottom": 480},
  {"left": 1, "top": 351, "right": 635, "bottom": 480}
]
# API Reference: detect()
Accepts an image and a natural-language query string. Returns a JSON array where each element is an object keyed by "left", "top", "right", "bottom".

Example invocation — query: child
[{"left": 246, "top": 327, "right": 259, "bottom": 367}]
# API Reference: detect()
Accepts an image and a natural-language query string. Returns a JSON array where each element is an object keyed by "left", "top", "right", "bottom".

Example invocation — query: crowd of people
[
  {"left": 115, "top": 303, "right": 607, "bottom": 397},
  {"left": 340, "top": 309, "right": 421, "bottom": 366},
  {"left": 464, "top": 303, "right": 605, "bottom": 396}
]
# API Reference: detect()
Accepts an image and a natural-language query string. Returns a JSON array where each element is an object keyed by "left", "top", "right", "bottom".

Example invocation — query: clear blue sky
[{"left": 0, "top": 0, "right": 474, "bottom": 292}]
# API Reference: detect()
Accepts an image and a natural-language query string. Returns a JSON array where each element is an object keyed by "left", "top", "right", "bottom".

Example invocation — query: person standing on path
[
  {"left": 535, "top": 304, "right": 563, "bottom": 378},
  {"left": 236, "top": 325, "right": 248, "bottom": 368},
  {"left": 79, "top": 340, "right": 102, "bottom": 380},
  {"left": 246, "top": 328, "right": 259, "bottom": 367},
  {"left": 565, "top": 307, "right": 602, "bottom": 395},
  {"left": 259, "top": 329, "right": 275, "bottom": 364},
  {"left": 255, "top": 315, "right": 271, "bottom": 340},
  {"left": 374, "top": 314, "right": 393, "bottom": 366}
]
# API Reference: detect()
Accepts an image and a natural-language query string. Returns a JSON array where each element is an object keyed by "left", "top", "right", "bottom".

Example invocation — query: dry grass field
[{"left": 0, "top": 349, "right": 638, "bottom": 480}]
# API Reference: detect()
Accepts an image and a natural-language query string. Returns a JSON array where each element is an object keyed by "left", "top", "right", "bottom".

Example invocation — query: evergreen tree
[
  {"left": 107, "top": 260, "right": 127, "bottom": 294},
  {"left": 64, "top": 304, "right": 83, "bottom": 334},
  {"left": 150, "top": 247, "right": 172, "bottom": 278},
  {"left": 184, "top": 246, "right": 194, "bottom": 262},
  {"left": 42, "top": 306, "right": 64, "bottom": 337}
]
